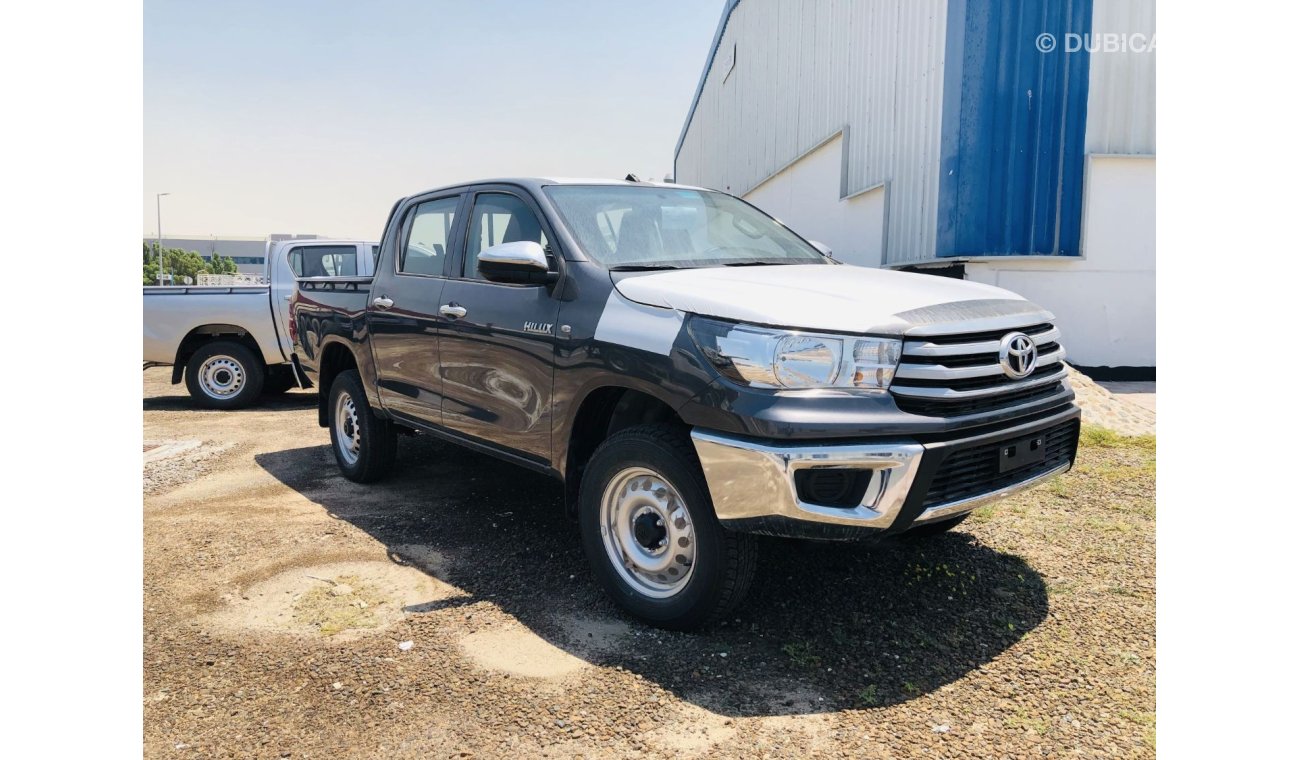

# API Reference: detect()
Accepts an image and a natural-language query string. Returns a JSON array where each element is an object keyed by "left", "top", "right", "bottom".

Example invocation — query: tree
[
  {"left": 143, "top": 242, "right": 241, "bottom": 285},
  {"left": 208, "top": 252, "right": 238, "bottom": 275}
]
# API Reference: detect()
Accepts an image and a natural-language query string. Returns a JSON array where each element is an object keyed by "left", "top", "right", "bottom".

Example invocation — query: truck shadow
[
  {"left": 255, "top": 433, "right": 1048, "bottom": 717},
  {"left": 143, "top": 392, "right": 318, "bottom": 412}
]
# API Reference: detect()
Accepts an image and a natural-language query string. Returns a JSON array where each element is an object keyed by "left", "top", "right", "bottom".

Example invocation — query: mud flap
[{"left": 289, "top": 354, "right": 313, "bottom": 389}]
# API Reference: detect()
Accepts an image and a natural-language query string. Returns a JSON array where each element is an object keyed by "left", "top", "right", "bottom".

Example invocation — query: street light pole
[{"left": 156, "top": 192, "right": 170, "bottom": 286}]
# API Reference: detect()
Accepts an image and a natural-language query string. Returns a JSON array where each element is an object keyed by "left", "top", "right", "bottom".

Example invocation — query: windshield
[{"left": 543, "top": 185, "right": 830, "bottom": 269}]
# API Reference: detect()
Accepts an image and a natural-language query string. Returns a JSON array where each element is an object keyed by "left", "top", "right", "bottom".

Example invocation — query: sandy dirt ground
[{"left": 143, "top": 368, "right": 1155, "bottom": 758}]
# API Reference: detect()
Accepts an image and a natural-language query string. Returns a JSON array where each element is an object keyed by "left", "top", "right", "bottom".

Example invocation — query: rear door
[
  {"left": 437, "top": 187, "right": 562, "bottom": 461},
  {"left": 367, "top": 194, "right": 467, "bottom": 423}
]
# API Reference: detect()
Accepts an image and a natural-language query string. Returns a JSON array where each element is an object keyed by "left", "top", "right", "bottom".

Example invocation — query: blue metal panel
[{"left": 936, "top": 0, "right": 1092, "bottom": 257}]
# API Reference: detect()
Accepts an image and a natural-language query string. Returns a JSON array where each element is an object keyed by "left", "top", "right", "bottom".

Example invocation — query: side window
[
  {"left": 288, "top": 245, "right": 360, "bottom": 277},
  {"left": 401, "top": 196, "right": 459, "bottom": 276},
  {"left": 465, "top": 192, "right": 549, "bottom": 280},
  {"left": 371, "top": 245, "right": 379, "bottom": 268}
]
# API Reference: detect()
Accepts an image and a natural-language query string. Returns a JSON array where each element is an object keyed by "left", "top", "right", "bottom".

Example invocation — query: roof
[
  {"left": 266, "top": 239, "right": 377, "bottom": 247},
  {"left": 403, "top": 176, "right": 710, "bottom": 199},
  {"left": 673, "top": 0, "right": 743, "bottom": 168}
]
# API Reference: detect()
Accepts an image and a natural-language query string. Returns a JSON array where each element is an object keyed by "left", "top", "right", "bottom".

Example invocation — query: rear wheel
[
  {"left": 328, "top": 369, "right": 396, "bottom": 483},
  {"left": 579, "top": 424, "right": 756, "bottom": 631},
  {"left": 184, "top": 341, "right": 264, "bottom": 409}
]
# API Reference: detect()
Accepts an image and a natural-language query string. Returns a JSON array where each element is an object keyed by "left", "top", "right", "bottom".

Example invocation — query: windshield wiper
[
  {"left": 722, "top": 260, "right": 796, "bottom": 267},
  {"left": 609, "top": 264, "right": 686, "bottom": 271}
]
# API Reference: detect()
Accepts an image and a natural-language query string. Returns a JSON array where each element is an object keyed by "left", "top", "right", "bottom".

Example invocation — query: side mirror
[
  {"left": 809, "top": 240, "right": 833, "bottom": 259},
  {"left": 477, "top": 240, "right": 556, "bottom": 285}
]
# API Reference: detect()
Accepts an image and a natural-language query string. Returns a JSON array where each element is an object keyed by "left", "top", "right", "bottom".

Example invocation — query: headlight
[{"left": 688, "top": 317, "right": 902, "bottom": 391}]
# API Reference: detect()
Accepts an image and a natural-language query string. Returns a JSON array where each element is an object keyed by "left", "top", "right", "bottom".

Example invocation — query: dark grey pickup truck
[{"left": 291, "top": 177, "right": 1080, "bottom": 630}]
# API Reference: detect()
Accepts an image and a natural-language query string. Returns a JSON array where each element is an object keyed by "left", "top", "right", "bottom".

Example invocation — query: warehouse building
[
  {"left": 675, "top": 0, "right": 1155, "bottom": 375},
  {"left": 145, "top": 233, "right": 324, "bottom": 275}
]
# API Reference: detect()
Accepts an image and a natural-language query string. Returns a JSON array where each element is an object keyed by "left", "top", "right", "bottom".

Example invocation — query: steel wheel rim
[
  {"left": 599, "top": 466, "right": 696, "bottom": 599},
  {"left": 197, "top": 355, "right": 245, "bottom": 400},
  {"left": 334, "top": 391, "right": 362, "bottom": 466}
]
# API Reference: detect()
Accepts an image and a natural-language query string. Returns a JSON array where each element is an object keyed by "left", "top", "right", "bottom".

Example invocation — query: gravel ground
[
  {"left": 143, "top": 368, "right": 1155, "bottom": 758},
  {"left": 1066, "top": 368, "right": 1155, "bottom": 437}
]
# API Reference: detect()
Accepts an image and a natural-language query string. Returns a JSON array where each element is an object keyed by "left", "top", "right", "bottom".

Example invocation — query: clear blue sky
[{"left": 144, "top": 0, "right": 721, "bottom": 239}]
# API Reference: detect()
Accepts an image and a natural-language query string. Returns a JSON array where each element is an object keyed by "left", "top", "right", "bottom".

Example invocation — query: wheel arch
[
  {"left": 172, "top": 324, "right": 264, "bottom": 384},
  {"left": 561, "top": 382, "right": 689, "bottom": 517},
  {"left": 316, "top": 339, "right": 362, "bottom": 427}
]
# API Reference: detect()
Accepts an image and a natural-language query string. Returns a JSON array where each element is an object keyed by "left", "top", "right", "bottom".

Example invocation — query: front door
[
  {"left": 367, "top": 193, "right": 464, "bottom": 423},
  {"left": 438, "top": 189, "right": 561, "bottom": 461}
]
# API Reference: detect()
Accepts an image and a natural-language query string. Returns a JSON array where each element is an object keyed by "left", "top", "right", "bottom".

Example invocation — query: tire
[
  {"left": 327, "top": 369, "right": 396, "bottom": 483},
  {"left": 904, "top": 513, "right": 970, "bottom": 538},
  {"left": 579, "top": 424, "right": 757, "bottom": 631},
  {"left": 185, "top": 341, "right": 265, "bottom": 410}
]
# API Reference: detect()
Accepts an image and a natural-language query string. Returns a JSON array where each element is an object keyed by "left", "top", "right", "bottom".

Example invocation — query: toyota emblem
[{"left": 998, "top": 332, "right": 1038, "bottom": 379}]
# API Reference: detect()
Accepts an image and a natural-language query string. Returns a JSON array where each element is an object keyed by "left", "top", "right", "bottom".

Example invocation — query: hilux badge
[
  {"left": 998, "top": 332, "right": 1038, "bottom": 379},
  {"left": 524, "top": 321, "right": 553, "bottom": 335}
]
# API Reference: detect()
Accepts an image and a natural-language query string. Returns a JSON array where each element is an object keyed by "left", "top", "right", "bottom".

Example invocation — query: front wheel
[
  {"left": 579, "top": 424, "right": 756, "bottom": 631},
  {"left": 328, "top": 370, "right": 396, "bottom": 483}
]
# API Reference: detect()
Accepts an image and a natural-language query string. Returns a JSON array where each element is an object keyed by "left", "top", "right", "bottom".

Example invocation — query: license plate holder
[{"left": 998, "top": 433, "right": 1048, "bottom": 473}]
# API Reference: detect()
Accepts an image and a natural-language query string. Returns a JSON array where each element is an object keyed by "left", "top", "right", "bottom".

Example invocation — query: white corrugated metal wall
[
  {"left": 675, "top": 0, "right": 949, "bottom": 265},
  {"left": 1085, "top": 0, "right": 1156, "bottom": 154}
]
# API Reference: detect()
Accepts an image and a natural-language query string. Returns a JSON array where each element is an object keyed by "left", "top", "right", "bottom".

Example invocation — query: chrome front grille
[{"left": 890, "top": 322, "right": 1070, "bottom": 417}]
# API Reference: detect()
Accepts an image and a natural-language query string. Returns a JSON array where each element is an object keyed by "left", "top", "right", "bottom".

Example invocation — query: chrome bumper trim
[
  {"left": 689, "top": 432, "right": 925, "bottom": 529},
  {"left": 691, "top": 408, "right": 1078, "bottom": 532},
  {"left": 910, "top": 461, "right": 1072, "bottom": 525}
]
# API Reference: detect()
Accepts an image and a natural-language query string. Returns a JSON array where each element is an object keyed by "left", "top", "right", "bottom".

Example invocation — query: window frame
[
  {"left": 394, "top": 192, "right": 467, "bottom": 280},
  {"left": 454, "top": 186, "right": 562, "bottom": 286},
  {"left": 286, "top": 244, "right": 362, "bottom": 278}
]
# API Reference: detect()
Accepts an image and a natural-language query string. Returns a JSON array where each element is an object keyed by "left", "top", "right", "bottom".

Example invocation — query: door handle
[
  {"left": 439, "top": 303, "right": 468, "bottom": 319},
  {"left": 372, "top": 295, "right": 395, "bottom": 310}
]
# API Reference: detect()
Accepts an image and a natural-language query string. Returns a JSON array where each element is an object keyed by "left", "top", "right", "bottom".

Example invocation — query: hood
[{"left": 612, "top": 264, "right": 1053, "bottom": 336}]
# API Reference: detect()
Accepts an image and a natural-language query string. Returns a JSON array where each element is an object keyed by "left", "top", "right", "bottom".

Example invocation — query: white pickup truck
[{"left": 143, "top": 239, "right": 378, "bottom": 408}]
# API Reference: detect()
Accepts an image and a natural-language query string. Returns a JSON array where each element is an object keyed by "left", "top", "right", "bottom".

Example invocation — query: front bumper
[{"left": 691, "top": 405, "right": 1081, "bottom": 539}]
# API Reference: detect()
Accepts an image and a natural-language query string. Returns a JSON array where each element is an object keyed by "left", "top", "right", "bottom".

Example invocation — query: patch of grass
[
  {"left": 1080, "top": 425, "right": 1155, "bottom": 452},
  {"left": 1084, "top": 516, "right": 1134, "bottom": 535},
  {"left": 1093, "top": 462, "right": 1158, "bottom": 483},
  {"left": 966, "top": 505, "right": 997, "bottom": 524},
  {"left": 1046, "top": 477, "right": 1072, "bottom": 499},
  {"left": 855, "top": 684, "right": 880, "bottom": 707},
  {"left": 782, "top": 641, "right": 822, "bottom": 668},
  {"left": 1005, "top": 708, "right": 1051, "bottom": 735},
  {"left": 292, "top": 575, "right": 385, "bottom": 636},
  {"left": 1119, "top": 709, "right": 1156, "bottom": 749},
  {"left": 1046, "top": 578, "right": 1078, "bottom": 597},
  {"left": 1117, "top": 651, "right": 1143, "bottom": 667}
]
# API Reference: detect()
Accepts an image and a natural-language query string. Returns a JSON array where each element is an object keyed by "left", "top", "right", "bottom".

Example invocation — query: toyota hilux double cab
[{"left": 290, "top": 178, "right": 1080, "bottom": 630}]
